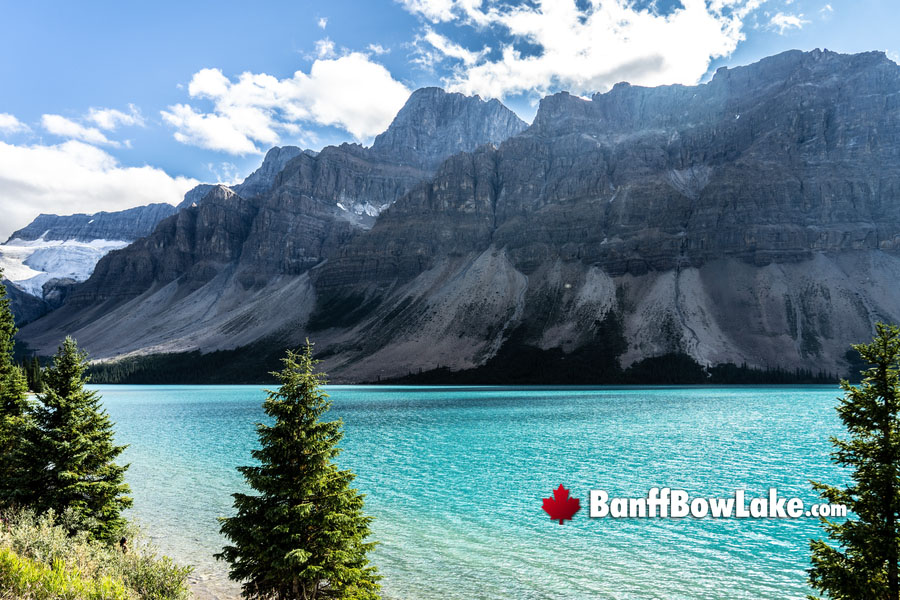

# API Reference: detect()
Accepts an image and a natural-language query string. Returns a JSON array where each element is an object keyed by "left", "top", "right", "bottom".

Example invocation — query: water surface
[{"left": 98, "top": 385, "right": 846, "bottom": 600}]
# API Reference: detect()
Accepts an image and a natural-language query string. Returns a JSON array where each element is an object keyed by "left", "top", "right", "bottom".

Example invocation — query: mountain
[
  {"left": 174, "top": 146, "right": 306, "bottom": 212},
  {"left": 370, "top": 87, "right": 529, "bottom": 168},
  {"left": 175, "top": 184, "right": 216, "bottom": 211},
  {"left": 18, "top": 88, "right": 528, "bottom": 356},
  {"left": 232, "top": 146, "right": 304, "bottom": 198},
  {"left": 2, "top": 145, "right": 321, "bottom": 324},
  {"left": 3, "top": 280, "right": 51, "bottom": 326},
  {"left": 20, "top": 51, "right": 900, "bottom": 381},
  {"left": 309, "top": 49, "right": 900, "bottom": 380},
  {"left": 0, "top": 203, "right": 180, "bottom": 324},
  {"left": 5, "top": 203, "right": 178, "bottom": 244}
]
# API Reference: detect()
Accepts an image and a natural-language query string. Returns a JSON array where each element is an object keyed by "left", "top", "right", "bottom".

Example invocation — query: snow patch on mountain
[
  {"left": 336, "top": 194, "right": 389, "bottom": 218},
  {"left": 0, "top": 235, "right": 129, "bottom": 297}
]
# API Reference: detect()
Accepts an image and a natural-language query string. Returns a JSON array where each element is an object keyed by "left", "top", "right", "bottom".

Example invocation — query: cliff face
[
  {"left": 319, "top": 49, "right": 900, "bottom": 289},
  {"left": 232, "top": 146, "right": 304, "bottom": 199},
  {"left": 370, "top": 87, "right": 528, "bottom": 168},
  {"left": 71, "top": 185, "right": 258, "bottom": 303},
  {"left": 19, "top": 50, "right": 900, "bottom": 379}
]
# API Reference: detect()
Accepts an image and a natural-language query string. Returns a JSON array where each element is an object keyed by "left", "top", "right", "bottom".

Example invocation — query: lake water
[{"left": 97, "top": 384, "right": 847, "bottom": 600}]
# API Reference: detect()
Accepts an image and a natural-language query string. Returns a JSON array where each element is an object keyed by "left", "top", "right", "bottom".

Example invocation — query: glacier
[{"left": 0, "top": 234, "right": 129, "bottom": 297}]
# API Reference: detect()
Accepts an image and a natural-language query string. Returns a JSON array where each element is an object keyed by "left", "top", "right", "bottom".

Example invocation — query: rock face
[
  {"left": 70, "top": 185, "right": 258, "bottom": 303},
  {"left": 6, "top": 204, "right": 178, "bottom": 244},
  {"left": 320, "top": 49, "right": 900, "bottom": 288},
  {"left": 20, "top": 50, "right": 900, "bottom": 379},
  {"left": 232, "top": 146, "right": 303, "bottom": 198},
  {"left": 176, "top": 184, "right": 216, "bottom": 211},
  {"left": 2, "top": 280, "right": 49, "bottom": 326},
  {"left": 370, "top": 87, "right": 528, "bottom": 168}
]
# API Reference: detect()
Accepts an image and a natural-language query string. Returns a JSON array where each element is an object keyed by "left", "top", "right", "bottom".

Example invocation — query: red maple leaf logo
[{"left": 542, "top": 484, "right": 580, "bottom": 524}]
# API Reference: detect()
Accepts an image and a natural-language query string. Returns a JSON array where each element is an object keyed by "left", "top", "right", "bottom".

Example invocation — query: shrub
[
  {"left": 0, "top": 509, "right": 192, "bottom": 600},
  {"left": 0, "top": 546, "right": 130, "bottom": 600}
]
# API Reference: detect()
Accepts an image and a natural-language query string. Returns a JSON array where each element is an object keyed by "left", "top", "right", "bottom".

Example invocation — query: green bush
[
  {"left": 0, "top": 509, "right": 192, "bottom": 600},
  {"left": 0, "top": 547, "right": 130, "bottom": 600}
]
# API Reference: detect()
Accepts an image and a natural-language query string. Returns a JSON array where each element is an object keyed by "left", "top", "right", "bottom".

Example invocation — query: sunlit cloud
[{"left": 162, "top": 53, "right": 411, "bottom": 154}]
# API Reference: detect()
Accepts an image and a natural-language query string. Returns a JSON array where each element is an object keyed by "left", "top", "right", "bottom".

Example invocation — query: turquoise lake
[{"left": 97, "top": 384, "right": 847, "bottom": 600}]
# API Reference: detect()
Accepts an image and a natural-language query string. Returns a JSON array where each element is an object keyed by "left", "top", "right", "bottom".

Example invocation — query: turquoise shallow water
[{"left": 97, "top": 384, "right": 846, "bottom": 600}]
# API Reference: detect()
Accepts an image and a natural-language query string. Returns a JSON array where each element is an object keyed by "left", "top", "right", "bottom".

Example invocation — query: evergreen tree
[
  {"left": 810, "top": 323, "right": 900, "bottom": 599},
  {"left": 217, "top": 342, "right": 380, "bottom": 600},
  {"left": 0, "top": 271, "right": 27, "bottom": 406},
  {"left": 25, "top": 355, "right": 43, "bottom": 393},
  {"left": 0, "top": 270, "right": 15, "bottom": 375},
  {"left": 16, "top": 337, "right": 132, "bottom": 542},
  {"left": 0, "top": 274, "right": 30, "bottom": 505}
]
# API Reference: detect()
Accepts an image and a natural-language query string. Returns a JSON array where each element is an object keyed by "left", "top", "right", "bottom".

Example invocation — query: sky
[{"left": 0, "top": 0, "right": 898, "bottom": 239}]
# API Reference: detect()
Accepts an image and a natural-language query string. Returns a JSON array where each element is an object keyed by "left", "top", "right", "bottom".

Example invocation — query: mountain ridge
[
  {"left": 17, "top": 87, "right": 528, "bottom": 347},
  {"left": 6, "top": 204, "right": 178, "bottom": 244},
  {"left": 18, "top": 50, "right": 900, "bottom": 382}
]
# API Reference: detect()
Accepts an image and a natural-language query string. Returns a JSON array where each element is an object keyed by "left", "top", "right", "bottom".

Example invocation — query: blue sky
[{"left": 0, "top": 0, "right": 897, "bottom": 237}]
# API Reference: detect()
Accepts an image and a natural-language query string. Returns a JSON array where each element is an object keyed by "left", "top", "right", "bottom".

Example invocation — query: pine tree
[
  {"left": 16, "top": 337, "right": 132, "bottom": 542},
  {"left": 0, "top": 272, "right": 27, "bottom": 407},
  {"left": 25, "top": 355, "right": 43, "bottom": 393},
  {"left": 32, "top": 355, "right": 43, "bottom": 393},
  {"left": 0, "top": 274, "right": 30, "bottom": 506},
  {"left": 217, "top": 342, "right": 380, "bottom": 600},
  {"left": 809, "top": 323, "right": 900, "bottom": 599}
]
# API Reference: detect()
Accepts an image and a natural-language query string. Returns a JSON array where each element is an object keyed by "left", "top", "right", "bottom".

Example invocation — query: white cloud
[
  {"left": 87, "top": 104, "right": 144, "bottom": 130},
  {"left": 397, "top": 0, "right": 456, "bottom": 23},
  {"left": 318, "top": 17, "right": 328, "bottom": 29},
  {"left": 367, "top": 43, "right": 390, "bottom": 55},
  {"left": 162, "top": 53, "right": 410, "bottom": 154},
  {"left": 401, "top": 0, "right": 766, "bottom": 99},
  {"left": 769, "top": 12, "right": 809, "bottom": 34},
  {"left": 42, "top": 114, "right": 119, "bottom": 146},
  {"left": 820, "top": 3, "right": 833, "bottom": 13},
  {"left": 0, "top": 140, "right": 198, "bottom": 240},
  {"left": 422, "top": 28, "right": 487, "bottom": 66},
  {"left": 161, "top": 103, "right": 265, "bottom": 155},
  {"left": 0, "top": 113, "right": 29, "bottom": 135},
  {"left": 315, "top": 38, "right": 337, "bottom": 59}
]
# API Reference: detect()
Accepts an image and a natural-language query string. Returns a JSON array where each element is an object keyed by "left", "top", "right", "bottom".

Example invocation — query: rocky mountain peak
[
  {"left": 529, "top": 91, "right": 592, "bottom": 136},
  {"left": 232, "top": 145, "right": 303, "bottom": 199},
  {"left": 370, "top": 86, "right": 527, "bottom": 167},
  {"left": 176, "top": 184, "right": 216, "bottom": 210},
  {"left": 200, "top": 184, "right": 242, "bottom": 205}
]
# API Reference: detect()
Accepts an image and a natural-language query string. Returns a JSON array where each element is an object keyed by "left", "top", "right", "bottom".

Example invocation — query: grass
[{"left": 0, "top": 509, "right": 192, "bottom": 600}]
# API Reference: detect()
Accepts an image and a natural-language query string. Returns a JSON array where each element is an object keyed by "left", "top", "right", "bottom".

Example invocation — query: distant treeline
[
  {"left": 88, "top": 342, "right": 288, "bottom": 384},
  {"left": 379, "top": 352, "right": 842, "bottom": 385},
  {"left": 86, "top": 345, "right": 848, "bottom": 386}
]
